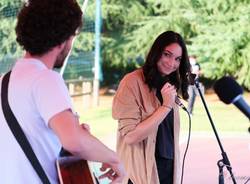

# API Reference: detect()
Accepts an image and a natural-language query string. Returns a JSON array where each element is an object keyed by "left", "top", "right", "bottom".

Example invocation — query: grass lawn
[
  {"left": 179, "top": 93, "right": 250, "bottom": 133},
  {"left": 75, "top": 93, "right": 250, "bottom": 138}
]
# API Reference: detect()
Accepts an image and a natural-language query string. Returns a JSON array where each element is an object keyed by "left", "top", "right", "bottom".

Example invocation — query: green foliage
[
  {"left": 187, "top": 0, "right": 250, "bottom": 89},
  {"left": 101, "top": 0, "right": 250, "bottom": 89},
  {"left": 73, "top": 0, "right": 95, "bottom": 55},
  {"left": 0, "top": 0, "right": 23, "bottom": 60},
  {"left": 0, "top": 0, "right": 95, "bottom": 79},
  {"left": 1, "top": 1, "right": 250, "bottom": 89},
  {"left": 80, "top": 93, "right": 250, "bottom": 137},
  {"left": 0, "top": 18, "right": 23, "bottom": 58}
]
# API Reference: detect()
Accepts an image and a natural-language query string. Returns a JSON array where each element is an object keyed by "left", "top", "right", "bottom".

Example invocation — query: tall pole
[{"left": 93, "top": 0, "right": 101, "bottom": 106}]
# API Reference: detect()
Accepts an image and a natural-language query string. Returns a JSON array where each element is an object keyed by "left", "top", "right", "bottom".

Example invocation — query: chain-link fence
[{"left": 0, "top": 0, "right": 96, "bottom": 98}]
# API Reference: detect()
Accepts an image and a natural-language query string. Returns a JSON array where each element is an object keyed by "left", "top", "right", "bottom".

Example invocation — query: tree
[
  {"left": 1, "top": 0, "right": 250, "bottom": 89},
  {"left": 0, "top": 0, "right": 23, "bottom": 60},
  {"left": 101, "top": 0, "right": 250, "bottom": 89}
]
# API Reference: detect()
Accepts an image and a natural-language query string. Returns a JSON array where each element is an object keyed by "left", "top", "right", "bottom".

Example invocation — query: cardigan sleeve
[{"left": 112, "top": 74, "right": 142, "bottom": 137}]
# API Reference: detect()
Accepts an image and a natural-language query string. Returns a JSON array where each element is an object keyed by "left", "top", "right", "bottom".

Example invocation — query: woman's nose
[
  {"left": 169, "top": 58, "right": 176, "bottom": 67},
  {"left": 170, "top": 60, "right": 179, "bottom": 69}
]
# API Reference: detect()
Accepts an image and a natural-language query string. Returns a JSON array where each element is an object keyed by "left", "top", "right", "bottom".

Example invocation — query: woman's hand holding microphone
[{"left": 161, "top": 82, "right": 177, "bottom": 110}]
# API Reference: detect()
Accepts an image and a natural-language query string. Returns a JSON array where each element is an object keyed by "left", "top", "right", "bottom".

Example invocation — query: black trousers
[
  {"left": 156, "top": 157, "right": 174, "bottom": 184},
  {"left": 128, "top": 157, "right": 173, "bottom": 184},
  {"left": 128, "top": 179, "right": 133, "bottom": 184}
]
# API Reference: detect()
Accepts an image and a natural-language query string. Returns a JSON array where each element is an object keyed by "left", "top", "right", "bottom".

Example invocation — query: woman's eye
[
  {"left": 176, "top": 58, "right": 182, "bottom": 62},
  {"left": 163, "top": 52, "right": 171, "bottom": 57}
]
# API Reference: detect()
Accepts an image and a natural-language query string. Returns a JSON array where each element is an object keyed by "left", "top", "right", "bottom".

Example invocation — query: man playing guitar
[{"left": 0, "top": 0, "right": 125, "bottom": 183}]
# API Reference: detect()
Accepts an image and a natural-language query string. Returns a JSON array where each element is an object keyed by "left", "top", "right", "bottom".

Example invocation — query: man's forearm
[{"left": 72, "top": 128, "right": 120, "bottom": 164}]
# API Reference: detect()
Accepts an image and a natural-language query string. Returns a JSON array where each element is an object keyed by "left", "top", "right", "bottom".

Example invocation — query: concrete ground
[
  {"left": 180, "top": 133, "right": 250, "bottom": 184},
  {"left": 98, "top": 132, "right": 250, "bottom": 184}
]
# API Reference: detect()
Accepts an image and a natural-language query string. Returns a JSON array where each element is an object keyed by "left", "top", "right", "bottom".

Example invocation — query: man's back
[{"left": 0, "top": 58, "right": 72, "bottom": 183}]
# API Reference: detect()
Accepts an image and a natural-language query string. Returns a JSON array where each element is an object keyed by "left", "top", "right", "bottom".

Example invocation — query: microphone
[
  {"left": 189, "top": 73, "right": 197, "bottom": 85},
  {"left": 175, "top": 96, "right": 188, "bottom": 112},
  {"left": 214, "top": 76, "right": 250, "bottom": 120}
]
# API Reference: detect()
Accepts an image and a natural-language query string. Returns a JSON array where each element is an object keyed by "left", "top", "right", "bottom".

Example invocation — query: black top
[{"left": 155, "top": 88, "right": 174, "bottom": 159}]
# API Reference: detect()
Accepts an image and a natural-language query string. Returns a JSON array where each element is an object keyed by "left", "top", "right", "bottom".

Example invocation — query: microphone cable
[
  {"left": 180, "top": 106, "right": 192, "bottom": 184},
  {"left": 244, "top": 177, "right": 250, "bottom": 184}
]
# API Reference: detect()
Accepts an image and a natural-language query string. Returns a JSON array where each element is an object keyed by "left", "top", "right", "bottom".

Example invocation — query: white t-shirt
[{"left": 0, "top": 58, "right": 73, "bottom": 184}]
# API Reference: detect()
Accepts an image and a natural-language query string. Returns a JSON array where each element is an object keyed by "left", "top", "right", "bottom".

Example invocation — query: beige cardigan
[{"left": 112, "top": 69, "right": 181, "bottom": 184}]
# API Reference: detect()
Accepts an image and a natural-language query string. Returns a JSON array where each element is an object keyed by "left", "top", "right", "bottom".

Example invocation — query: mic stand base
[{"left": 218, "top": 160, "right": 225, "bottom": 184}]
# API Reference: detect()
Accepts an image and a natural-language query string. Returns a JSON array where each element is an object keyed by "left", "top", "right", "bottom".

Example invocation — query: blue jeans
[{"left": 187, "top": 83, "right": 204, "bottom": 114}]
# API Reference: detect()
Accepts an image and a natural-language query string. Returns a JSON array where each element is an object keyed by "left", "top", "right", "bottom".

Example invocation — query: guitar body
[{"left": 56, "top": 156, "right": 97, "bottom": 184}]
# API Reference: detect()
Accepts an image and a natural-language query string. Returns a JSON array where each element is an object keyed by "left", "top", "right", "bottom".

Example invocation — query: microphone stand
[{"left": 194, "top": 79, "right": 237, "bottom": 184}]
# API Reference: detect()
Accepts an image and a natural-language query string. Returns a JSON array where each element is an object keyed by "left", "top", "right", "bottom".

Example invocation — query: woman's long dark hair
[{"left": 142, "top": 31, "right": 191, "bottom": 100}]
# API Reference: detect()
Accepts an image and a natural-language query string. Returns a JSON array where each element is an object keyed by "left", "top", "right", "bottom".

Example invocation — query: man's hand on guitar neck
[{"left": 99, "top": 162, "right": 126, "bottom": 184}]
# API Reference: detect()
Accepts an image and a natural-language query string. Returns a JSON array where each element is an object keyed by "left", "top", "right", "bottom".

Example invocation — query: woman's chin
[{"left": 161, "top": 71, "right": 172, "bottom": 76}]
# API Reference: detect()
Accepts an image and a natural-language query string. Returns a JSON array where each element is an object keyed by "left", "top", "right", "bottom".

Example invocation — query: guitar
[{"left": 56, "top": 152, "right": 98, "bottom": 184}]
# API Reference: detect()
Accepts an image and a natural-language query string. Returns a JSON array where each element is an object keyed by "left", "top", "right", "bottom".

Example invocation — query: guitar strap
[{"left": 1, "top": 71, "right": 51, "bottom": 184}]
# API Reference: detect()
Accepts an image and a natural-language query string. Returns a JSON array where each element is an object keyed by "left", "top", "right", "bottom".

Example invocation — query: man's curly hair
[{"left": 16, "top": 0, "right": 82, "bottom": 55}]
